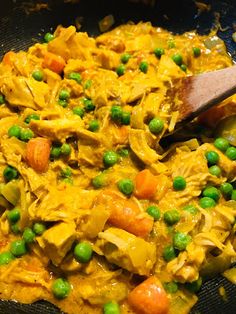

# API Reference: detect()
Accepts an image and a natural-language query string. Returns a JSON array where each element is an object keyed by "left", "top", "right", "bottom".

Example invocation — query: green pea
[
  {"left": 202, "top": 186, "right": 220, "bottom": 202},
  {"left": 185, "top": 277, "right": 202, "bottom": 292},
  {"left": 44, "top": 32, "right": 54, "bottom": 43},
  {"left": 84, "top": 79, "right": 92, "bottom": 89},
  {"left": 74, "top": 242, "right": 93, "bottom": 263},
  {"left": 209, "top": 165, "right": 221, "bottom": 177},
  {"left": 32, "top": 70, "right": 43, "bottom": 81},
  {"left": 148, "top": 117, "right": 164, "bottom": 134},
  {"left": 19, "top": 129, "right": 34, "bottom": 142},
  {"left": 11, "top": 223, "right": 20, "bottom": 234},
  {"left": 50, "top": 146, "right": 61, "bottom": 159},
  {"left": 33, "top": 222, "right": 46, "bottom": 235},
  {"left": 226, "top": 146, "right": 236, "bottom": 160},
  {"left": 199, "top": 196, "right": 216, "bottom": 208},
  {"left": 220, "top": 182, "right": 233, "bottom": 199},
  {"left": 121, "top": 53, "right": 131, "bottom": 64},
  {"left": 59, "top": 89, "right": 70, "bottom": 101},
  {"left": 139, "top": 61, "right": 148, "bottom": 73},
  {"left": 116, "top": 64, "right": 125, "bottom": 76},
  {"left": 52, "top": 278, "right": 71, "bottom": 299},
  {"left": 163, "top": 282, "right": 178, "bottom": 294},
  {"left": 111, "top": 105, "right": 123, "bottom": 122},
  {"left": 214, "top": 137, "right": 230, "bottom": 152},
  {"left": 23, "top": 227, "right": 36, "bottom": 244},
  {"left": 118, "top": 148, "right": 129, "bottom": 157},
  {"left": 88, "top": 120, "right": 99, "bottom": 132},
  {"left": 83, "top": 98, "right": 95, "bottom": 111},
  {"left": 172, "top": 53, "right": 183, "bottom": 65},
  {"left": 154, "top": 48, "right": 165, "bottom": 58},
  {"left": 164, "top": 210, "right": 180, "bottom": 225},
  {"left": 3, "top": 165, "right": 19, "bottom": 182},
  {"left": 173, "top": 232, "right": 191, "bottom": 251},
  {"left": 173, "top": 176, "right": 186, "bottom": 191},
  {"left": 92, "top": 174, "right": 106, "bottom": 189},
  {"left": 103, "top": 301, "right": 120, "bottom": 314},
  {"left": 7, "top": 208, "right": 20, "bottom": 223},
  {"left": 205, "top": 151, "right": 219, "bottom": 165},
  {"left": 231, "top": 190, "right": 236, "bottom": 201},
  {"left": 121, "top": 111, "right": 130, "bottom": 125},
  {"left": 193, "top": 47, "right": 201, "bottom": 57},
  {"left": 163, "top": 245, "right": 176, "bottom": 262},
  {"left": 68, "top": 72, "right": 82, "bottom": 84},
  {"left": 24, "top": 114, "right": 40, "bottom": 124},
  {"left": 146, "top": 205, "right": 161, "bottom": 220},
  {"left": 117, "top": 178, "right": 134, "bottom": 196},
  {"left": 63, "top": 177, "right": 73, "bottom": 185},
  {"left": 60, "top": 167, "right": 72, "bottom": 178},
  {"left": 73, "top": 106, "right": 84, "bottom": 118},
  {"left": 182, "top": 204, "right": 198, "bottom": 215},
  {"left": 180, "top": 64, "right": 187, "bottom": 72},
  {"left": 58, "top": 99, "right": 68, "bottom": 108},
  {"left": 8, "top": 125, "right": 21, "bottom": 138},
  {"left": 0, "top": 94, "right": 5, "bottom": 105},
  {"left": 10, "top": 240, "right": 27, "bottom": 257},
  {"left": 168, "top": 40, "right": 176, "bottom": 48},
  {"left": 103, "top": 151, "right": 118, "bottom": 167},
  {"left": 61, "top": 143, "right": 71, "bottom": 156},
  {"left": 0, "top": 251, "right": 15, "bottom": 265}
]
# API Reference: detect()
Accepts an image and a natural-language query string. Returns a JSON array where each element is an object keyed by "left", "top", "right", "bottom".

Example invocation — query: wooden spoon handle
[{"left": 179, "top": 65, "right": 236, "bottom": 121}]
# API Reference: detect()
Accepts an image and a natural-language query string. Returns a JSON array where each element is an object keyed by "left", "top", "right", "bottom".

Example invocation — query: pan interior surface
[
  {"left": 1, "top": 0, "right": 236, "bottom": 59},
  {"left": 0, "top": 1, "right": 236, "bottom": 314}
]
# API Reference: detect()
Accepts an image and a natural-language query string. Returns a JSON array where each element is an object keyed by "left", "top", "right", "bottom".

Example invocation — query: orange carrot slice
[
  {"left": 26, "top": 137, "right": 51, "bottom": 173},
  {"left": 128, "top": 276, "right": 169, "bottom": 314},
  {"left": 135, "top": 169, "right": 159, "bottom": 199},
  {"left": 42, "top": 52, "right": 65, "bottom": 74},
  {"left": 97, "top": 190, "right": 153, "bottom": 238}
]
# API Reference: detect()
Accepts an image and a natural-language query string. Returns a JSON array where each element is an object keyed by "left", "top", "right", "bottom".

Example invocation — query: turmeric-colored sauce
[{"left": 0, "top": 23, "right": 235, "bottom": 314}]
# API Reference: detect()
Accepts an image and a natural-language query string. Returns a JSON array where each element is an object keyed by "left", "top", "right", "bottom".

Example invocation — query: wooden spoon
[{"left": 176, "top": 65, "right": 236, "bottom": 124}]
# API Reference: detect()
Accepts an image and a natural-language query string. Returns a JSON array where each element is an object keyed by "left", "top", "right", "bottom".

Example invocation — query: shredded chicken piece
[{"left": 0, "top": 21, "right": 235, "bottom": 314}]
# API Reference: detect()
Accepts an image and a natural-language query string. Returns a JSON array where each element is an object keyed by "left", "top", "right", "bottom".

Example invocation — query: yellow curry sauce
[{"left": 0, "top": 22, "right": 236, "bottom": 314}]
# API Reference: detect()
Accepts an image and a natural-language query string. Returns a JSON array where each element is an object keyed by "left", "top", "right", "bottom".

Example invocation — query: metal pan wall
[{"left": 0, "top": 1, "right": 236, "bottom": 313}]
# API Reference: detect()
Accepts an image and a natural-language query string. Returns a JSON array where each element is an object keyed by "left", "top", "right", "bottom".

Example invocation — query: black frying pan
[{"left": 0, "top": 0, "right": 236, "bottom": 313}]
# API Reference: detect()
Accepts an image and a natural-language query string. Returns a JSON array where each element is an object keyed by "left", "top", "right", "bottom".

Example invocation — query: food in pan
[{"left": 0, "top": 22, "right": 235, "bottom": 314}]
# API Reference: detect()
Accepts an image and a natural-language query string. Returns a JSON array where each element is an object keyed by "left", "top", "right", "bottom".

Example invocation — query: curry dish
[{"left": 0, "top": 22, "right": 236, "bottom": 314}]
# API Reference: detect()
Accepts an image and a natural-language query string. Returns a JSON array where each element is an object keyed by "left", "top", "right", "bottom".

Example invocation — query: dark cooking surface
[
  {"left": 0, "top": 0, "right": 236, "bottom": 313},
  {"left": 1, "top": 0, "right": 236, "bottom": 60}
]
